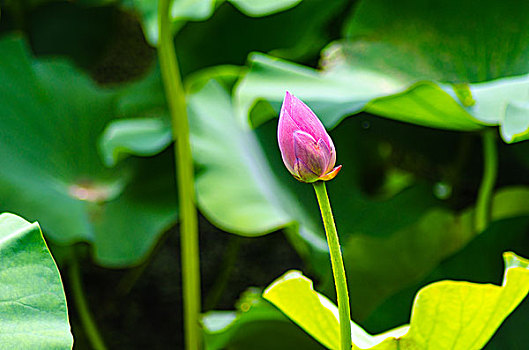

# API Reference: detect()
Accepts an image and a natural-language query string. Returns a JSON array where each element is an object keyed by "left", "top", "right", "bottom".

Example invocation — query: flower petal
[
  {"left": 294, "top": 158, "right": 320, "bottom": 183},
  {"left": 316, "top": 138, "right": 333, "bottom": 173},
  {"left": 278, "top": 105, "right": 299, "bottom": 174},
  {"left": 294, "top": 131, "right": 327, "bottom": 177},
  {"left": 287, "top": 92, "right": 329, "bottom": 143},
  {"left": 319, "top": 165, "right": 342, "bottom": 181}
]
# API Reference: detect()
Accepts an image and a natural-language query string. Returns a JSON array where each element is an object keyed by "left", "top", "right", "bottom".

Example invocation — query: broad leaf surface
[
  {"left": 0, "top": 213, "right": 73, "bottom": 349},
  {"left": 235, "top": 0, "right": 529, "bottom": 142},
  {"left": 235, "top": 54, "right": 484, "bottom": 131},
  {"left": 202, "top": 289, "right": 323, "bottom": 350},
  {"left": 128, "top": 0, "right": 302, "bottom": 45},
  {"left": 264, "top": 252, "right": 529, "bottom": 349},
  {"left": 98, "top": 63, "right": 529, "bottom": 326},
  {"left": 174, "top": 0, "right": 348, "bottom": 77},
  {"left": 0, "top": 37, "right": 177, "bottom": 267},
  {"left": 103, "top": 77, "right": 468, "bottom": 317},
  {"left": 99, "top": 117, "right": 172, "bottom": 166},
  {"left": 188, "top": 79, "right": 529, "bottom": 319},
  {"left": 367, "top": 215, "right": 529, "bottom": 349},
  {"left": 101, "top": 74, "right": 529, "bottom": 318}
]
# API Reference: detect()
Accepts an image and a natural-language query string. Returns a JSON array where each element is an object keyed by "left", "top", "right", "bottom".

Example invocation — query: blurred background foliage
[{"left": 1, "top": 0, "right": 529, "bottom": 348}]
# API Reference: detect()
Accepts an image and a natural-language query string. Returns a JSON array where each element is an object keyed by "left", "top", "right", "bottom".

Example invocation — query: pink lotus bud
[{"left": 277, "top": 91, "right": 342, "bottom": 183}]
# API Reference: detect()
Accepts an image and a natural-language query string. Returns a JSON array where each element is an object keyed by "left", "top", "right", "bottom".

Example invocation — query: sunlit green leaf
[
  {"left": 227, "top": 0, "right": 300, "bottom": 17},
  {"left": 235, "top": 52, "right": 492, "bottom": 131},
  {"left": 0, "top": 213, "right": 73, "bottom": 349},
  {"left": 110, "top": 75, "right": 529, "bottom": 319},
  {"left": 99, "top": 66, "right": 529, "bottom": 322},
  {"left": 0, "top": 37, "right": 177, "bottom": 267},
  {"left": 263, "top": 271, "right": 360, "bottom": 349},
  {"left": 188, "top": 80, "right": 294, "bottom": 235},
  {"left": 264, "top": 252, "right": 529, "bottom": 349},
  {"left": 235, "top": 0, "right": 529, "bottom": 142},
  {"left": 189, "top": 80, "right": 467, "bottom": 320},
  {"left": 367, "top": 215, "right": 529, "bottom": 348},
  {"left": 502, "top": 101, "right": 529, "bottom": 143},
  {"left": 202, "top": 289, "right": 324, "bottom": 350}
]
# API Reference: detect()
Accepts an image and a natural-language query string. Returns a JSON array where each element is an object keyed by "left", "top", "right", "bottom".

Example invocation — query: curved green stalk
[
  {"left": 475, "top": 128, "right": 498, "bottom": 233},
  {"left": 204, "top": 236, "right": 242, "bottom": 310},
  {"left": 158, "top": 1, "right": 202, "bottom": 349},
  {"left": 69, "top": 255, "right": 107, "bottom": 350},
  {"left": 313, "top": 181, "right": 352, "bottom": 350}
]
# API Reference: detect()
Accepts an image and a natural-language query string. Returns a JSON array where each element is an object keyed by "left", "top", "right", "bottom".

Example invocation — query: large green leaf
[
  {"left": 235, "top": 53, "right": 485, "bottom": 131},
  {"left": 235, "top": 0, "right": 529, "bottom": 142},
  {"left": 343, "top": 0, "right": 529, "bottom": 83},
  {"left": 0, "top": 213, "right": 73, "bottom": 348},
  {"left": 98, "top": 68, "right": 529, "bottom": 323},
  {"left": 174, "top": 0, "right": 349, "bottom": 77},
  {"left": 126, "top": 0, "right": 302, "bottom": 45},
  {"left": 189, "top": 80, "right": 439, "bottom": 238},
  {"left": 340, "top": 186, "right": 529, "bottom": 320},
  {"left": 264, "top": 251, "right": 529, "bottom": 349},
  {"left": 189, "top": 79, "right": 529, "bottom": 320},
  {"left": 364, "top": 214, "right": 529, "bottom": 348},
  {"left": 101, "top": 75, "right": 529, "bottom": 318},
  {"left": 202, "top": 289, "right": 324, "bottom": 350},
  {"left": 103, "top": 75, "right": 429, "bottom": 296},
  {"left": 188, "top": 80, "right": 295, "bottom": 235},
  {"left": 0, "top": 37, "right": 177, "bottom": 267}
]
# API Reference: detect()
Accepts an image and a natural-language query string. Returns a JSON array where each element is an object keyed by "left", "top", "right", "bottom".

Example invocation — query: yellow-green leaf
[
  {"left": 263, "top": 271, "right": 384, "bottom": 349},
  {"left": 264, "top": 252, "right": 529, "bottom": 350}
]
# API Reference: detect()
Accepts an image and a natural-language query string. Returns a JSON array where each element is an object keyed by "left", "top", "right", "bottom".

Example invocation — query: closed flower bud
[{"left": 277, "top": 91, "right": 342, "bottom": 183}]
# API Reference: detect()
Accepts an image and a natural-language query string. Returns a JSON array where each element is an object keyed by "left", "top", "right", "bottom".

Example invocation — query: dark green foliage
[{"left": 2, "top": 0, "right": 529, "bottom": 348}]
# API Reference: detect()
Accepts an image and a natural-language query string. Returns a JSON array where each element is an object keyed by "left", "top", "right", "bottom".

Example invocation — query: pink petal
[
  {"left": 316, "top": 138, "right": 333, "bottom": 173},
  {"left": 287, "top": 92, "right": 330, "bottom": 144},
  {"left": 277, "top": 105, "right": 299, "bottom": 174},
  {"left": 324, "top": 136, "right": 336, "bottom": 173},
  {"left": 294, "top": 131, "right": 328, "bottom": 177},
  {"left": 279, "top": 91, "right": 338, "bottom": 182}
]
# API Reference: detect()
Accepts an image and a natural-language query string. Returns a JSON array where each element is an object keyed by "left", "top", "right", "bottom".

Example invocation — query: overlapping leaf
[
  {"left": 264, "top": 251, "right": 529, "bottom": 349},
  {"left": 0, "top": 213, "right": 73, "bottom": 349},
  {"left": 235, "top": 0, "right": 529, "bottom": 143},
  {"left": 125, "top": 0, "right": 302, "bottom": 45},
  {"left": 187, "top": 80, "right": 529, "bottom": 319},
  {"left": 365, "top": 214, "right": 529, "bottom": 348},
  {"left": 0, "top": 37, "right": 177, "bottom": 267},
  {"left": 202, "top": 289, "right": 324, "bottom": 350},
  {"left": 100, "top": 77, "right": 506, "bottom": 318}
]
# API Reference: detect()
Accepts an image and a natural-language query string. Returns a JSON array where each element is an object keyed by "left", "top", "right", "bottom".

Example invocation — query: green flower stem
[
  {"left": 475, "top": 128, "right": 498, "bottom": 233},
  {"left": 312, "top": 181, "right": 352, "bottom": 350},
  {"left": 158, "top": 1, "right": 202, "bottom": 349},
  {"left": 69, "top": 255, "right": 107, "bottom": 350}
]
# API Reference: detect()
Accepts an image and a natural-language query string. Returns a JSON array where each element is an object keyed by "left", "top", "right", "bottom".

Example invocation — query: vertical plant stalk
[
  {"left": 204, "top": 236, "right": 242, "bottom": 310},
  {"left": 313, "top": 181, "right": 352, "bottom": 350},
  {"left": 475, "top": 128, "right": 498, "bottom": 233},
  {"left": 158, "top": 1, "right": 202, "bottom": 349},
  {"left": 69, "top": 255, "right": 107, "bottom": 350}
]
